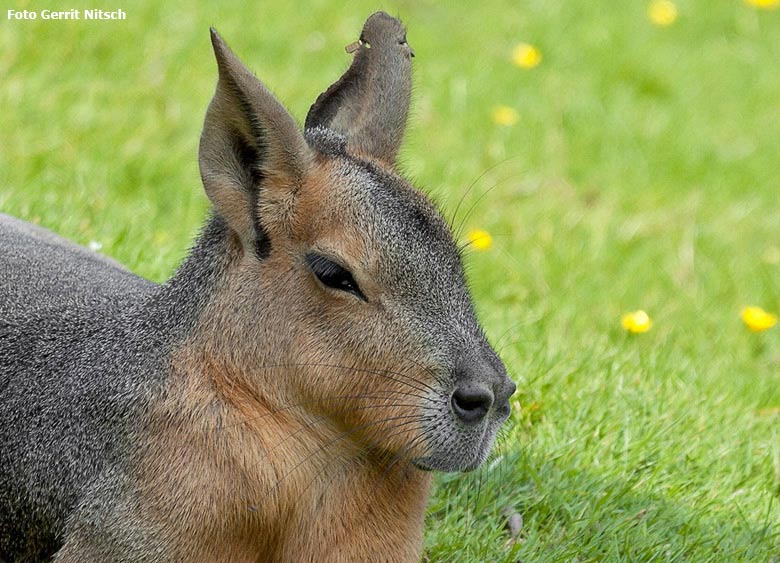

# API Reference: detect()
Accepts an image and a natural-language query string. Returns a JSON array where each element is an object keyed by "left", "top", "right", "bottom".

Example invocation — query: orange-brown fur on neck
[{"left": 130, "top": 239, "right": 433, "bottom": 562}]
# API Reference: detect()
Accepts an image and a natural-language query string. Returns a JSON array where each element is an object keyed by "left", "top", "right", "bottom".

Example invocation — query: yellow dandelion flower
[
  {"left": 468, "top": 229, "right": 493, "bottom": 251},
  {"left": 741, "top": 306, "right": 777, "bottom": 332},
  {"left": 745, "top": 0, "right": 780, "bottom": 9},
  {"left": 512, "top": 43, "right": 542, "bottom": 69},
  {"left": 648, "top": 0, "right": 678, "bottom": 26},
  {"left": 491, "top": 105, "right": 519, "bottom": 126},
  {"left": 621, "top": 310, "right": 653, "bottom": 334}
]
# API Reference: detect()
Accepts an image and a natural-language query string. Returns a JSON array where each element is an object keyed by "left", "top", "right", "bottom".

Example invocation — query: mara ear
[
  {"left": 304, "top": 11, "right": 414, "bottom": 167},
  {"left": 199, "top": 29, "right": 312, "bottom": 259}
]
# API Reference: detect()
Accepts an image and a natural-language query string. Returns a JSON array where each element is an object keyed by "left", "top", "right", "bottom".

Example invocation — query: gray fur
[
  {"left": 0, "top": 212, "right": 231, "bottom": 560},
  {"left": 305, "top": 11, "right": 414, "bottom": 165},
  {"left": 0, "top": 13, "right": 514, "bottom": 561},
  {"left": 200, "top": 29, "right": 312, "bottom": 258}
]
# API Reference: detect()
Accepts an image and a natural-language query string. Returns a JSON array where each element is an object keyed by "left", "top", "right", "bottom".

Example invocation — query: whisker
[
  {"left": 448, "top": 156, "right": 521, "bottom": 235},
  {"left": 262, "top": 413, "right": 437, "bottom": 499},
  {"left": 211, "top": 390, "right": 436, "bottom": 432},
  {"left": 496, "top": 430, "right": 509, "bottom": 496},
  {"left": 299, "top": 417, "right": 432, "bottom": 504},
  {"left": 394, "top": 355, "right": 449, "bottom": 389},
  {"left": 457, "top": 231, "right": 512, "bottom": 253},
  {"left": 263, "top": 401, "right": 440, "bottom": 457},
  {"left": 218, "top": 361, "right": 441, "bottom": 397},
  {"left": 269, "top": 416, "right": 431, "bottom": 502},
  {"left": 283, "top": 361, "right": 442, "bottom": 396},
  {"left": 454, "top": 179, "right": 513, "bottom": 243},
  {"left": 200, "top": 356, "right": 449, "bottom": 434},
  {"left": 475, "top": 452, "right": 485, "bottom": 512},
  {"left": 372, "top": 430, "right": 430, "bottom": 489},
  {"left": 491, "top": 319, "right": 528, "bottom": 353}
]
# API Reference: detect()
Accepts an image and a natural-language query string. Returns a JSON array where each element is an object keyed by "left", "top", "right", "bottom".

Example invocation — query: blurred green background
[{"left": 2, "top": 1, "right": 780, "bottom": 560}]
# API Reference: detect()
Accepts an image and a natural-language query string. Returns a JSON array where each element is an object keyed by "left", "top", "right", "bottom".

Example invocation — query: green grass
[{"left": 2, "top": 1, "right": 780, "bottom": 560}]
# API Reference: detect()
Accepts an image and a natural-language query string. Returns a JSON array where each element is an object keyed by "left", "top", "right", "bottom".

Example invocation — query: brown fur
[
  {"left": 113, "top": 164, "right": 437, "bottom": 557},
  {"left": 46, "top": 14, "right": 514, "bottom": 562},
  {"left": 131, "top": 252, "right": 434, "bottom": 561}
]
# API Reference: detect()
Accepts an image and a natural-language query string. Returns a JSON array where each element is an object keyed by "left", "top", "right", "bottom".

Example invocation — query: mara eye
[{"left": 306, "top": 253, "right": 367, "bottom": 302}]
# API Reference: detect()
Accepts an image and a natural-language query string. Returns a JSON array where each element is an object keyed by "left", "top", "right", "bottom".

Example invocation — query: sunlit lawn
[{"left": 2, "top": 1, "right": 779, "bottom": 560}]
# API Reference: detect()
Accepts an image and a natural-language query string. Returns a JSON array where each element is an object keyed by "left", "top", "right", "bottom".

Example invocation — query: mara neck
[{"left": 133, "top": 213, "right": 237, "bottom": 346}]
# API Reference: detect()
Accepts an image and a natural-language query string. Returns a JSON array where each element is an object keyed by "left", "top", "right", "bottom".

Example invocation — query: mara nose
[
  {"left": 497, "top": 377, "right": 517, "bottom": 404},
  {"left": 451, "top": 384, "right": 494, "bottom": 423}
]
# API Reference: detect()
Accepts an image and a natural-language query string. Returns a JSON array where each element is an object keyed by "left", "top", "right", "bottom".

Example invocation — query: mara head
[{"left": 197, "top": 12, "right": 515, "bottom": 473}]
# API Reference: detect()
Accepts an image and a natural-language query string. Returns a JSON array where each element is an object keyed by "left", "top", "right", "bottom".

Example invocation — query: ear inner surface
[
  {"left": 199, "top": 29, "right": 311, "bottom": 258},
  {"left": 304, "top": 12, "right": 414, "bottom": 166}
]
